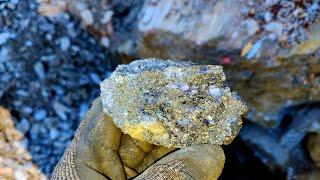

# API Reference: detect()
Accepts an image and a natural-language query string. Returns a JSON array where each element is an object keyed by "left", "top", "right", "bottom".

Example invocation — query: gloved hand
[{"left": 51, "top": 98, "right": 225, "bottom": 180}]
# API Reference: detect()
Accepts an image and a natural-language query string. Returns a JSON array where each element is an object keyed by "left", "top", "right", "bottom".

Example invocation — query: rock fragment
[
  {"left": 242, "top": 19, "right": 260, "bottom": 36},
  {"left": 37, "top": 0, "right": 114, "bottom": 37},
  {"left": 59, "top": 37, "right": 70, "bottom": 51},
  {"left": 0, "top": 32, "right": 11, "bottom": 45},
  {"left": 101, "top": 59, "right": 247, "bottom": 148},
  {"left": 38, "top": 1, "right": 66, "bottom": 18},
  {"left": 264, "top": 22, "right": 283, "bottom": 36},
  {"left": 33, "top": 62, "right": 45, "bottom": 79}
]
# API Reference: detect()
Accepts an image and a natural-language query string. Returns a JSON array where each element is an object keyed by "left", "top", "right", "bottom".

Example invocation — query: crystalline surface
[{"left": 101, "top": 58, "right": 247, "bottom": 148}]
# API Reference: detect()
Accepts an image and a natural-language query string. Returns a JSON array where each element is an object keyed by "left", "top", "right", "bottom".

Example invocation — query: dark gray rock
[
  {"left": 59, "top": 37, "right": 70, "bottom": 51},
  {"left": 16, "top": 118, "right": 30, "bottom": 135},
  {"left": 89, "top": 72, "right": 101, "bottom": 84},
  {"left": 241, "top": 102, "right": 320, "bottom": 174},
  {"left": 33, "top": 62, "right": 45, "bottom": 79},
  {"left": 0, "top": 32, "right": 11, "bottom": 45},
  {"left": 34, "top": 109, "right": 47, "bottom": 121},
  {"left": 49, "top": 128, "right": 59, "bottom": 140}
]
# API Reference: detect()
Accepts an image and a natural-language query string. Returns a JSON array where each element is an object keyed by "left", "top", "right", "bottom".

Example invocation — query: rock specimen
[{"left": 101, "top": 59, "right": 247, "bottom": 148}]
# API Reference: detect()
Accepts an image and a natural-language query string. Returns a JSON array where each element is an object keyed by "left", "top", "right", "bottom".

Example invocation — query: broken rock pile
[{"left": 0, "top": 107, "right": 46, "bottom": 180}]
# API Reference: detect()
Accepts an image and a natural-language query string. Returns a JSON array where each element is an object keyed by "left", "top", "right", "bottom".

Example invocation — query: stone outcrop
[
  {"left": 137, "top": 0, "right": 320, "bottom": 61},
  {"left": 227, "top": 57, "right": 320, "bottom": 127}
]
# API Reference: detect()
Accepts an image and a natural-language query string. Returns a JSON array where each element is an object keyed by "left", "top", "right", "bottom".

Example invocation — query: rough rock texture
[
  {"left": 241, "top": 102, "right": 320, "bottom": 174},
  {"left": 6, "top": 0, "right": 320, "bottom": 177},
  {"left": 228, "top": 57, "right": 320, "bottom": 127},
  {"left": 0, "top": 107, "right": 46, "bottom": 180},
  {"left": 101, "top": 59, "right": 247, "bottom": 148},
  {"left": 39, "top": 0, "right": 320, "bottom": 62},
  {"left": 134, "top": 0, "right": 320, "bottom": 127},
  {"left": 38, "top": 0, "right": 113, "bottom": 37},
  {"left": 37, "top": 0, "right": 320, "bottom": 128},
  {"left": 37, "top": 0, "right": 320, "bottom": 129},
  {"left": 100, "top": 0, "right": 320, "bottom": 128},
  {"left": 38, "top": 0, "right": 143, "bottom": 52},
  {"left": 137, "top": 0, "right": 320, "bottom": 61},
  {"left": 1, "top": 0, "right": 116, "bottom": 174},
  {"left": 137, "top": 0, "right": 245, "bottom": 60},
  {"left": 67, "top": 0, "right": 114, "bottom": 37}
]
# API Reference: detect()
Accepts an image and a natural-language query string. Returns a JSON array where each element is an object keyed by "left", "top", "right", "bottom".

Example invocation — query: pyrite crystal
[{"left": 101, "top": 59, "right": 247, "bottom": 148}]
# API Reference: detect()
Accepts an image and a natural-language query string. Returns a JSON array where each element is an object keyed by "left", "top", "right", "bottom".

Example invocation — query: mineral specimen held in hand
[{"left": 100, "top": 59, "right": 247, "bottom": 148}]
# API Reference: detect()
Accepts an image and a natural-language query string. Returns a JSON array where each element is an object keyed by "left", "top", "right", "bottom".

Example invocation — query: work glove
[{"left": 52, "top": 97, "right": 225, "bottom": 180}]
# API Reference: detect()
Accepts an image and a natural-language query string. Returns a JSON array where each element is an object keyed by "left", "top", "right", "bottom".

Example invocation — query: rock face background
[
  {"left": 136, "top": 0, "right": 320, "bottom": 60},
  {"left": 1, "top": 0, "right": 320, "bottom": 179},
  {"left": 101, "top": 59, "right": 247, "bottom": 148}
]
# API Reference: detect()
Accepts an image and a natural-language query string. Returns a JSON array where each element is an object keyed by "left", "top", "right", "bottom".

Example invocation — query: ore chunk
[{"left": 101, "top": 59, "right": 247, "bottom": 148}]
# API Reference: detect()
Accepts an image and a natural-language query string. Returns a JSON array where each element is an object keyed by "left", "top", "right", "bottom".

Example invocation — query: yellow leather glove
[{"left": 52, "top": 98, "right": 225, "bottom": 180}]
